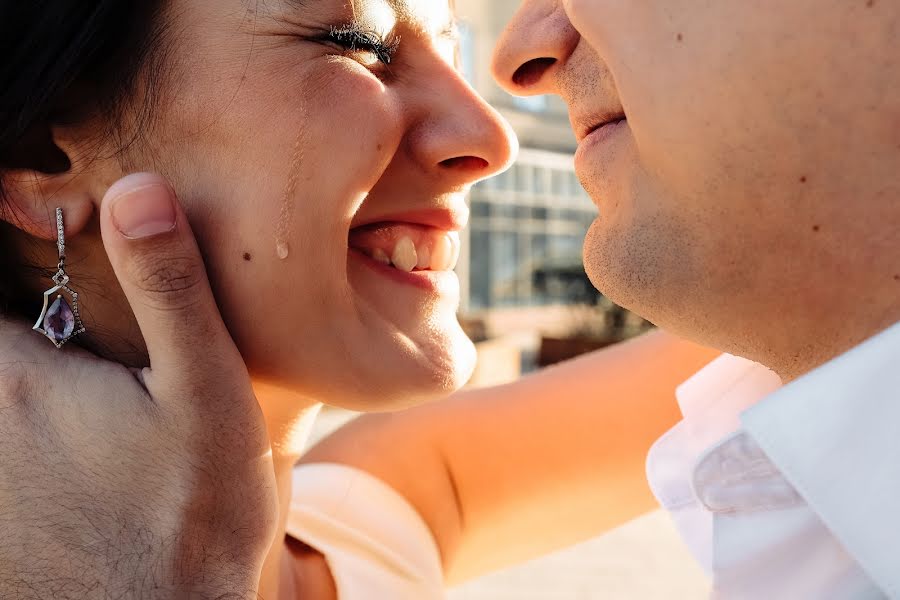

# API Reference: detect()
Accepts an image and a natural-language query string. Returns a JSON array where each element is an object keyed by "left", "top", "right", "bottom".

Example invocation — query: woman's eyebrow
[{"left": 281, "top": 0, "right": 456, "bottom": 40}]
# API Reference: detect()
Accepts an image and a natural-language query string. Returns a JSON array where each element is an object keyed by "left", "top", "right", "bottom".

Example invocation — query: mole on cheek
[
  {"left": 812, "top": 225, "right": 821, "bottom": 233},
  {"left": 676, "top": 33, "right": 683, "bottom": 42},
  {"left": 799, "top": 176, "right": 808, "bottom": 183},
  {"left": 243, "top": 252, "right": 252, "bottom": 262}
]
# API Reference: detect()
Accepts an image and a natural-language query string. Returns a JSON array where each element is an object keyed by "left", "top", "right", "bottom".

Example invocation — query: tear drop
[{"left": 276, "top": 241, "right": 290, "bottom": 260}]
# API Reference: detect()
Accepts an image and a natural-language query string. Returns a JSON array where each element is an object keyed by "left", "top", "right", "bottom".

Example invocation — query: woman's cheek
[{"left": 307, "top": 64, "right": 403, "bottom": 168}]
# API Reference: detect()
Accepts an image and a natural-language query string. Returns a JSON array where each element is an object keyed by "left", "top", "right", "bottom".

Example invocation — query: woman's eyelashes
[{"left": 324, "top": 25, "right": 400, "bottom": 66}]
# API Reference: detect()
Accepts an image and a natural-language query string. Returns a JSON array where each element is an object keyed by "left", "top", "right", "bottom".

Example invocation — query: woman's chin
[
  {"left": 244, "top": 304, "right": 475, "bottom": 412},
  {"left": 334, "top": 327, "right": 476, "bottom": 412}
]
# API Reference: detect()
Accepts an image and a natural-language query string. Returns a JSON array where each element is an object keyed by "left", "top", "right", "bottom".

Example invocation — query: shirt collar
[{"left": 741, "top": 321, "right": 900, "bottom": 597}]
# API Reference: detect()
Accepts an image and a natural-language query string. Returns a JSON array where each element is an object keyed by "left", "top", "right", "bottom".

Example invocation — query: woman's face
[{"left": 95, "top": 0, "right": 517, "bottom": 409}]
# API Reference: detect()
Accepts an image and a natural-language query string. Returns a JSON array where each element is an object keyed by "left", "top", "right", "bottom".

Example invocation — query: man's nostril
[{"left": 512, "top": 57, "right": 557, "bottom": 87}]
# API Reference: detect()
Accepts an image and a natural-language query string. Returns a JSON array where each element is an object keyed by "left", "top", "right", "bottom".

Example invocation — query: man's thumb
[{"left": 100, "top": 173, "right": 244, "bottom": 391}]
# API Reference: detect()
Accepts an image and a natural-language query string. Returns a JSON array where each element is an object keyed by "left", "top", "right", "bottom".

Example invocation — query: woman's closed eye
[{"left": 323, "top": 24, "right": 400, "bottom": 66}]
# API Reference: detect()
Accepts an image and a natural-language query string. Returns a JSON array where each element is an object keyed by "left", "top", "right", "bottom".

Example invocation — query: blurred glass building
[
  {"left": 454, "top": 1, "right": 601, "bottom": 335},
  {"left": 467, "top": 149, "right": 598, "bottom": 310}
]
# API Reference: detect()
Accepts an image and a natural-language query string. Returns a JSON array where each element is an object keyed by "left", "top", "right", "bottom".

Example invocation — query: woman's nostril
[
  {"left": 512, "top": 57, "right": 557, "bottom": 88},
  {"left": 440, "top": 156, "right": 490, "bottom": 170}
]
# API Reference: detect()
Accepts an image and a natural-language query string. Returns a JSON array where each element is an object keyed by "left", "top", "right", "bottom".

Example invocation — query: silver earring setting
[{"left": 33, "top": 208, "right": 86, "bottom": 348}]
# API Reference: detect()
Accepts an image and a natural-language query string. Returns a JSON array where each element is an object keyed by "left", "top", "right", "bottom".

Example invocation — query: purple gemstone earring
[{"left": 33, "top": 208, "right": 86, "bottom": 348}]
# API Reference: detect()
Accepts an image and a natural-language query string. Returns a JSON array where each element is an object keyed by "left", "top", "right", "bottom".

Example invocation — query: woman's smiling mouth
[
  {"left": 347, "top": 202, "right": 468, "bottom": 289},
  {"left": 349, "top": 222, "right": 461, "bottom": 291},
  {"left": 350, "top": 223, "right": 460, "bottom": 272}
]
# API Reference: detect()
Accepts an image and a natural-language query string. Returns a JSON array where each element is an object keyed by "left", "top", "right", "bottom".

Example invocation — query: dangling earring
[{"left": 33, "top": 208, "right": 86, "bottom": 348}]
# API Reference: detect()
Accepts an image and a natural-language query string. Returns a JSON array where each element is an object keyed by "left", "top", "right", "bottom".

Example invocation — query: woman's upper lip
[
  {"left": 350, "top": 204, "right": 470, "bottom": 232},
  {"left": 572, "top": 111, "right": 627, "bottom": 143}
]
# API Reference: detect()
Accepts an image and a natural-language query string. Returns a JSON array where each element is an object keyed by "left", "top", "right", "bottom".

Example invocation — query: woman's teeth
[
  {"left": 392, "top": 237, "right": 418, "bottom": 272},
  {"left": 431, "top": 236, "right": 453, "bottom": 273},
  {"left": 416, "top": 244, "right": 432, "bottom": 270},
  {"left": 361, "top": 234, "right": 459, "bottom": 273},
  {"left": 372, "top": 248, "right": 391, "bottom": 265}
]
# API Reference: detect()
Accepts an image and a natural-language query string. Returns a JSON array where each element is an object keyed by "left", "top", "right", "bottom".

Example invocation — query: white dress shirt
[{"left": 647, "top": 321, "right": 900, "bottom": 599}]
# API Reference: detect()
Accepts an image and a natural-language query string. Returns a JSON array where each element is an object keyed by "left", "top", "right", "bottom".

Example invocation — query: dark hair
[{"left": 0, "top": 2, "right": 169, "bottom": 314}]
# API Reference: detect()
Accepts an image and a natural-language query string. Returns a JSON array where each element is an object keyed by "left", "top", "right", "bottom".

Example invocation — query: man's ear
[{"left": 0, "top": 123, "right": 100, "bottom": 242}]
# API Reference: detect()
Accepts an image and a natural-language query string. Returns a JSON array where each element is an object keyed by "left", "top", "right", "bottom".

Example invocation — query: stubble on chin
[
  {"left": 582, "top": 208, "right": 705, "bottom": 338},
  {"left": 582, "top": 206, "right": 807, "bottom": 375}
]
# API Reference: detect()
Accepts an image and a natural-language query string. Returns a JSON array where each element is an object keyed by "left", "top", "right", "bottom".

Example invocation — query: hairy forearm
[{"left": 0, "top": 546, "right": 261, "bottom": 600}]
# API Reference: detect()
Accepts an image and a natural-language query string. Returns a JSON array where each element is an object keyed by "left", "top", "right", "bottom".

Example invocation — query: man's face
[{"left": 493, "top": 0, "right": 900, "bottom": 374}]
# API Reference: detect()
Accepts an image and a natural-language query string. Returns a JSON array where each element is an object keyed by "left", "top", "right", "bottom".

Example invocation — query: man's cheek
[
  {"left": 562, "top": 0, "right": 628, "bottom": 51},
  {"left": 561, "top": 0, "right": 604, "bottom": 43}
]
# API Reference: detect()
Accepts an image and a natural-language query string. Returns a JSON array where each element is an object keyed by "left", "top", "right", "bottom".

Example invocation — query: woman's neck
[{"left": 253, "top": 382, "right": 323, "bottom": 600}]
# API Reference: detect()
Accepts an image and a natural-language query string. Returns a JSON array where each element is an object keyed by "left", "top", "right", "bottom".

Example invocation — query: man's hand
[{"left": 0, "top": 174, "right": 277, "bottom": 599}]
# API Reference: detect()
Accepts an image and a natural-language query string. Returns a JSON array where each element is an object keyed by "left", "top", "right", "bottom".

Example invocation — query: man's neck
[{"left": 774, "top": 310, "right": 900, "bottom": 383}]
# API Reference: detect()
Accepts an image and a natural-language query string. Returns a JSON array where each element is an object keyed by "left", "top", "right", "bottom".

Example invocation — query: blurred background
[
  {"left": 312, "top": 1, "right": 711, "bottom": 597},
  {"left": 454, "top": 0, "right": 653, "bottom": 386}
]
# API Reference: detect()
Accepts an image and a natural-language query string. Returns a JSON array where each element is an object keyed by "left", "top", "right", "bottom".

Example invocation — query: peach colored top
[{"left": 285, "top": 463, "right": 446, "bottom": 599}]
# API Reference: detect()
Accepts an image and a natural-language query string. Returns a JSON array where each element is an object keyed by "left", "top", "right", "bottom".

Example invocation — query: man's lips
[{"left": 572, "top": 112, "right": 628, "bottom": 143}]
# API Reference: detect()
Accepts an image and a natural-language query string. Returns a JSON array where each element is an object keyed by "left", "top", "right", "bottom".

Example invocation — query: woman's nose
[
  {"left": 491, "top": 0, "right": 580, "bottom": 97},
  {"left": 410, "top": 62, "right": 518, "bottom": 187}
]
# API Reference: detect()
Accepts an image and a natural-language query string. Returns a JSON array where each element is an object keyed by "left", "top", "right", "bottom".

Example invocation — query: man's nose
[{"left": 491, "top": 0, "right": 580, "bottom": 97}]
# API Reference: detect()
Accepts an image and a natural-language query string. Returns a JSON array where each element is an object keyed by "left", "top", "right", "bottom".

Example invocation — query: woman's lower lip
[{"left": 348, "top": 248, "right": 454, "bottom": 292}]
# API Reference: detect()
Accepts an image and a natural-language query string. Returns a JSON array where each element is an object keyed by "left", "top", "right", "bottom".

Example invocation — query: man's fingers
[{"left": 99, "top": 173, "right": 249, "bottom": 402}]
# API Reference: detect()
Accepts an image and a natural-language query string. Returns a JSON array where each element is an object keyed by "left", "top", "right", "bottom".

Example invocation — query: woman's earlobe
[
  {"left": 0, "top": 115, "right": 97, "bottom": 241},
  {"left": 0, "top": 170, "right": 96, "bottom": 242}
]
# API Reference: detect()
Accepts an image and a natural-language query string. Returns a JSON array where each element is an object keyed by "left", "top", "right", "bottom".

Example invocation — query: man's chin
[
  {"left": 582, "top": 219, "right": 619, "bottom": 299},
  {"left": 582, "top": 218, "right": 661, "bottom": 324}
]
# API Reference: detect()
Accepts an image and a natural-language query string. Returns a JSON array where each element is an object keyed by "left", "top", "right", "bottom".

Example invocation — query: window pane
[
  {"left": 469, "top": 229, "right": 491, "bottom": 309},
  {"left": 471, "top": 201, "right": 490, "bottom": 218},
  {"left": 551, "top": 170, "right": 567, "bottom": 197},
  {"left": 534, "top": 167, "right": 548, "bottom": 195},
  {"left": 492, "top": 232, "right": 519, "bottom": 307},
  {"left": 513, "top": 95, "right": 549, "bottom": 113},
  {"left": 517, "top": 165, "right": 533, "bottom": 194}
]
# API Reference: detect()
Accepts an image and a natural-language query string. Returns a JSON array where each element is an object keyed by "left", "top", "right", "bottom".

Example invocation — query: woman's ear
[
  {"left": 1, "top": 170, "right": 97, "bottom": 243},
  {"left": 0, "top": 123, "right": 102, "bottom": 242}
]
